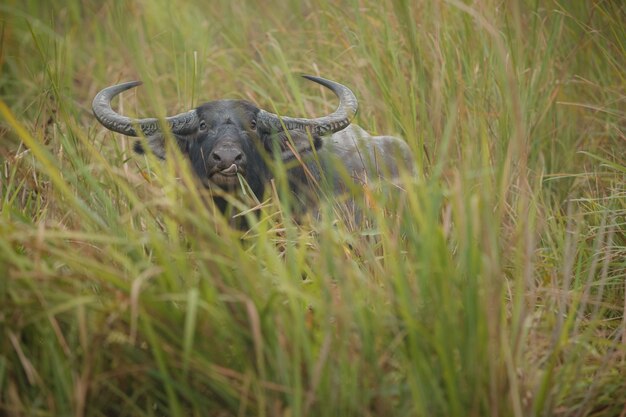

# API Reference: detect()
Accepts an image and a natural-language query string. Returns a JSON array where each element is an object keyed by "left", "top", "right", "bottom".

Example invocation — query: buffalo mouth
[{"left": 205, "top": 164, "right": 244, "bottom": 188}]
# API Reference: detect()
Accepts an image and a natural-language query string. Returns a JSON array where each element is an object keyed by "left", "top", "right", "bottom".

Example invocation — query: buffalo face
[{"left": 187, "top": 101, "right": 262, "bottom": 190}]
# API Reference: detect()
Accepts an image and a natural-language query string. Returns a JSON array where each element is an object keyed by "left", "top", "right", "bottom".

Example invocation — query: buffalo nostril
[
  {"left": 234, "top": 153, "right": 243, "bottom": 163},
  {"left": 211, "top": 152, "right": 221, "bottom": 162}
]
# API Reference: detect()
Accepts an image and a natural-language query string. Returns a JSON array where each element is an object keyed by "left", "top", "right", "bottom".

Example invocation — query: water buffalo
[{"left": 92, "top": 76, "right": 414, "bottom": 217}]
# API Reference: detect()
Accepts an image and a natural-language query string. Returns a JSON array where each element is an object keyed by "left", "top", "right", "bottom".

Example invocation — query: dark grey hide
[{"left": 92, "top": 76, "right": 414, "bottom": 216}]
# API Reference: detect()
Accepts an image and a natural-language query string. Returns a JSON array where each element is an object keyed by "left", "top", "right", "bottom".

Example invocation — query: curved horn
[
  {"left": 92, "top": 81, "right": 199, "bottom": 136},
  {"left": 257, "top": 75, "right": 358, "bottom": 135}
]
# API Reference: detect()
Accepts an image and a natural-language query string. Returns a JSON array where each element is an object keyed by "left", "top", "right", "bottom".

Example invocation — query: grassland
[{"left": 1, "top": 0, "right": 625, "bottom": 416}]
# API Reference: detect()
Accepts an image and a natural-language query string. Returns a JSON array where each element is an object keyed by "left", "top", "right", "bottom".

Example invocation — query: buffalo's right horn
[{"left": 92, "top": 81, "right": 199, "bottom": 136}]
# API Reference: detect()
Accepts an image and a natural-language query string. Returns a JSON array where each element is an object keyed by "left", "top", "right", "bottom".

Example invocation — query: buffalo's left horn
[
  {"left": 257, "top": 75, "right": 358, "bottom": 135},
  {"left": 92, "top": 81, "right": 199, "bottom": 136}
]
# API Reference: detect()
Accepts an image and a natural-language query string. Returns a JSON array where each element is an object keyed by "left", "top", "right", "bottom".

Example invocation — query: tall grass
[{"left": 1, "top": 0, "right": 624, "bottom": 416}]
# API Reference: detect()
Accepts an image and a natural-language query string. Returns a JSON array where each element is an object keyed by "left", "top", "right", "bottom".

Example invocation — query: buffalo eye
[
  {"left": 199, "top": 120, "right": 207, "bottom": 132},
  {"left": 250, "top": 118, "right": 257, "bottom": 130}
]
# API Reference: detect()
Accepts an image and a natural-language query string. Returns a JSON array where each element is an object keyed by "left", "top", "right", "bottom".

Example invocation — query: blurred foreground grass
[{"left": 1, "top": 0, "right": 625, "bottom": 416}]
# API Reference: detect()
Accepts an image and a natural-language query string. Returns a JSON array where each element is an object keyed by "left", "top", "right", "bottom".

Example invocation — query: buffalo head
[{"left": 92, "top": 76, "right": 358, "bottom": 201}]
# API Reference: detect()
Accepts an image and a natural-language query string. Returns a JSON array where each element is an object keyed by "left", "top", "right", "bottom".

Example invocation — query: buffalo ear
[
  {"left": 133, "top": 133, "right": 189, "bottom": 159},
  {"left": 266, "top": 130, "right": 323, "bottom": 161}
]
